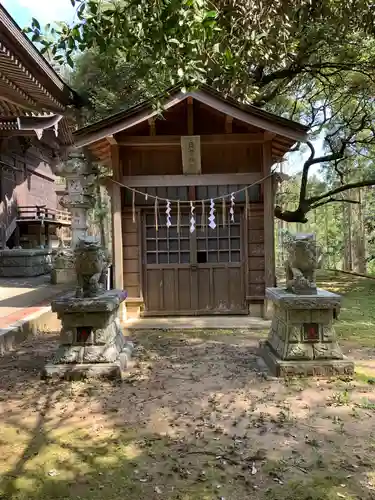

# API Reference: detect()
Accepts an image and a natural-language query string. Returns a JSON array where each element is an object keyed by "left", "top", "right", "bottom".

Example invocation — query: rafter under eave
[
  {"left": 0, "top": 71, "right": 37, "bottom": 110},
  {"left": 0, "top": 42, "right": 65, "bottom": 112}
]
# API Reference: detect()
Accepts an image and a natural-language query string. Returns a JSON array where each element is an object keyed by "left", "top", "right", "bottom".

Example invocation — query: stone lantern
[
  {"left": 45, "top": 157, "right": 132, "bottom": 379},
  {"left": 51, "top": 155, "right": 96, "bottom": 284}
]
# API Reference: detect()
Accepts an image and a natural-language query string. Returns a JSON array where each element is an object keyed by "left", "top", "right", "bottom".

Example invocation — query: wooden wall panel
[
  {"left": 120, "top": 147, "right": 183, "bottom": 176},
  {"left": 123, "top": 246, "right": 138, "bottom": 260},
  {"left": 0, "top": 137, "right": 58, "bottom": 213},
  {"left": 122, "top": 210, "right": 141, "bottom": 297},
  {"left": 120, "top": 143, "right": 262, "bottom": 177},
  {"left": 248, "top": 243, "right": 264, "bottom": 257},
  {"left": 262, "top": 140, "right": 276, "bottom": 289},
  {"left": 201, "top": 143, "right": 262, "bottom": 174},
  {"left": 247, "top": 204, "right": 265, "bottom": 298},
  {"left": 123, "top": 232, "right": 138, "bottom": 247},
  {"left": 123, "top": 259, "right": 139, "bottom": 273},
  {"left": 122, "top": 213, "right": 137, "bottom": 232}
]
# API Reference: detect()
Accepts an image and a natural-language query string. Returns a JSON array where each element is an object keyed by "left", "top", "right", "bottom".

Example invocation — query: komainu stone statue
[
  {"left": 74, "top": 236, "right": 109, "bottom": 298},
  {"left": 44, "top": 234, "right": 131, "bottom": 380},
  {"left": 259, "top": 231, "right": 354, "bottom": 377},
  {"left": 285, "top": 233, "right": 322, "bottom": 295}
]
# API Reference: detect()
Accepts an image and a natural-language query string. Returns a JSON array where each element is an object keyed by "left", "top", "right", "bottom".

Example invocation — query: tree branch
[
  {"left": 310, "top": 197, "right": 361, "bottom": 210},
  {"left": 254, "top": 60, "right": 375, "bottom": 90},
  {"left": 308, "top": 179, "right": 375, "bottom": 204},
  {"left": 299, "top": 140, "right": 315, "bottom": 206},
  {"left": 256, "top": 64, "right": 304, "bottom": 86},
  {"left": 275, "top": 178, "right": 375, "bottom": 223}
]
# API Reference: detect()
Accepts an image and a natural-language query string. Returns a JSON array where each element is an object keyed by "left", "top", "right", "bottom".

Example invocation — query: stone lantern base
[
  {"left": 259, "top": 287, "right": 354, "bottom": 377},
  {"left": 51, "top": 248, "right": 76, "bottom": 285},
  {"left": 43, "top": 290, "right": 133, "bottom": 380}
]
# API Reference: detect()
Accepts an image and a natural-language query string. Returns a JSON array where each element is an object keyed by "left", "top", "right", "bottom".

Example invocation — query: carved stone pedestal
[
  {"left": 43, "top": 290, "right": 133, "bottom": 380},
  {"left": 259, "top": 287, "right": 354, "bottom": 377}
]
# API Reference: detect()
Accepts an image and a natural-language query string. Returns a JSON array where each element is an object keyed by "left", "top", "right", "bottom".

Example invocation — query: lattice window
[
  {"left": 196, "top": 212, "right": 241, "bottom": 263},
  {"left": 145, "top": 213, "right": 191, "bottom": 264}
]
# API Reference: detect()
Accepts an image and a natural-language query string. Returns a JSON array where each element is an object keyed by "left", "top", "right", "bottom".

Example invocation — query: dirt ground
[{"left": 0, "top": 327, "right": 374, "bottom": 500}]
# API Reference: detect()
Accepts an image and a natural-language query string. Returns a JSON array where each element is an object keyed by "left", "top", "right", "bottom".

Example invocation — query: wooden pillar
[
  {"left": 187, "top": 96, "right": 194, "bottom": 135},
  {"left": 110, "top": 144, "right": 124, "bottom": 291},
  {"left": 262, "top": 139, "right": 276, "bottom": 319},
  {"left": 14, "top": 224, "right": 20, "bottom": 248},
  {"left": 45, "top": 223, "right": 50, "bottom": 249},
  {"left": 37, "top": 223, "right": 43, "bottom": 248},
  {"left": 225, "top": 115, "right": 233, "bottom": 134}
]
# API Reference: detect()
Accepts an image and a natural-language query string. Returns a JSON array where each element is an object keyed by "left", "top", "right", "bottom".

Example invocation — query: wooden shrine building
[
  {"left": 0, "top": 5, "right": 80, "bottom": 251},
  {"left": 74, "top": 85, "right": 308, "bottom": 318}
]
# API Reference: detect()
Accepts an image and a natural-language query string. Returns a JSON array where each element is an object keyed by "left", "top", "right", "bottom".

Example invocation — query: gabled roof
[
  {"left": 73, "top": 83, "right": 308, "bottom": 163},
  {"left": 75, "top": 84, "right": 308, "bottom": 146}
]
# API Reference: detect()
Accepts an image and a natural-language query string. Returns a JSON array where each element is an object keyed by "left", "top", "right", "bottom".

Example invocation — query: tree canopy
[{"left": 26, "top": 0, "right": 375, "bottom": 222}]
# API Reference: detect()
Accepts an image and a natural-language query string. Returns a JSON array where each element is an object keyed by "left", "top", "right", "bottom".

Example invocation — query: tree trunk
[
  {"left": 351, "top": 188, "right": 367, "bottom": 273},
  {"left": 343, "top": 196, "right": 353, "bottom": 271},
  {"left": 324, "top": 205, "right": 330, "bottom": 269},
  {"left": 277, "top": 163, "right": 285, "bottom": 268}
]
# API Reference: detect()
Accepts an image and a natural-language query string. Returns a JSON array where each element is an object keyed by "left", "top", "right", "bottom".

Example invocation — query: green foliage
[
  {"left": 318, "top": 270, "right": 375, "bottom": 346},
  {"left": 27, "top": 1, "right": 375, "bottom": 109},
  {"left": 26, "top": 1, "right": 375, "bottom": 179},
  {"left": 67, "top": 48, "right": 168, "bottom": 124},
  {"left": 25, "top": 0, "right": 375, "bottom": 225}
]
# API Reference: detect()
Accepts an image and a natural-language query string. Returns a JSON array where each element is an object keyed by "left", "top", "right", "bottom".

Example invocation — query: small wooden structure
[
  {"left": 74, "top": 85, "right": 308, "bottom": 317},
  {"left": 0, "top": 5, "right": 79, "bottom": 250},
  {"left": 17, "top": 205, "right": 71, "bottom": 248}
]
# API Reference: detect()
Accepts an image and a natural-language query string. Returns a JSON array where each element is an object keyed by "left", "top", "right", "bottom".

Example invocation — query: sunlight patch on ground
[{"left": 0, "top": 271, "right": 374, "bottom": 499}]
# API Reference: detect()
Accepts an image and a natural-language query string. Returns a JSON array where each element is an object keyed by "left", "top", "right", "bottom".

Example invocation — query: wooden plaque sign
[{"left": 181, "top": 135, "right": 201, "bottom": 174}]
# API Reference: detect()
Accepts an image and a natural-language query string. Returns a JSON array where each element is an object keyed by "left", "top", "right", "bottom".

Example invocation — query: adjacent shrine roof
[{"left": 0, "top": 5, "right": 81, "bottom": 144}]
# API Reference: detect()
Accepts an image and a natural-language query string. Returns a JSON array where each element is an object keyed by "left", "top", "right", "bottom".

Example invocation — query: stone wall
[{"left": 0, "top": 248, "right": 52, "bottom": 277}]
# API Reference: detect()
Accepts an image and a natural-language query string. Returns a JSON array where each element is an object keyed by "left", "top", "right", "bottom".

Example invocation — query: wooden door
[
  {"left": 143, "top": 209, "right": 246, "bottom": 315},
  {"left": 194, "top": 210, "right": 247, "bottom": 313}
]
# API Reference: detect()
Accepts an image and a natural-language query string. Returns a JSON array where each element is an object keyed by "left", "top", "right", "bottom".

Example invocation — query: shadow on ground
[{"left": 0, "top": 324, "right": 374, "bottom": 500}]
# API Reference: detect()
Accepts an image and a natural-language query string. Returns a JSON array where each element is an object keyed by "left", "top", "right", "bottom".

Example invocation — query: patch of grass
[
  {"left": 0, "top": 424, "right": 256, "bottom": 500},
  {"left": 354, "top": 367, "right": 375, "bottom": 385},
  {"left": 265, "top": 472, "right": 359, "bottom": 500},
  {"left": 0, "top": 425, "right": 146, "bottom": 500},
  {"left": 356, "top": 398, "right": 375, "bottom": 410},
  {"left": 317, "top": 271, "right": 375, "bottom": 346},
  {"left": 263, "top": 458, "right": 288, "bottom": 477}
]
